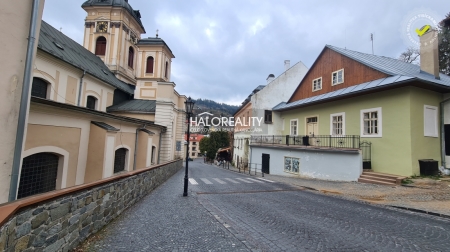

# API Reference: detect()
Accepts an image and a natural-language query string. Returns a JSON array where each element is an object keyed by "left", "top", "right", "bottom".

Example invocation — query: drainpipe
[
  {"left": 157, "top": 131, "right": 162, "bottom": 164},
  {"left": 440, "top": 98, "right": 450, "bottom": 172},
  {"left": 133, "top": 125, "right": 146, "bottom": 171},
  {"left": 77, "top": 70, "right": 86, "bottom": 106},
  {"left": 9, "top": 0, "right": 41, "bottom": 202}
]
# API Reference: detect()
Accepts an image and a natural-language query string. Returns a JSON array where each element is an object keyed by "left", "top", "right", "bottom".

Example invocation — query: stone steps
[{"left": 358, "top": 171, "right": 407, "bottom": 186}]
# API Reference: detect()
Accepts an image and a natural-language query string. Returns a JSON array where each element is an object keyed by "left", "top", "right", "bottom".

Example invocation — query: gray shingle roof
[
  {"left": 91, "top": 121, "right": 120, "bottom": 131},
  {"left": 273, "top": 45, "right": 450, "bottom": 111},
  {"left": 137, "top": 37, "right": 174, "bottom": 56},
  {"left": 107, "top": 99, "right": 156, "bottom": 113},
  {"left": 81, "top": 0, "right": 145, "bottom": 32},
  {"left": 38, "top": 21, "right": 134, "bottom": 95}
]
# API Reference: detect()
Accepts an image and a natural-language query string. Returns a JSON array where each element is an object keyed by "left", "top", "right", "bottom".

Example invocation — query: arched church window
[
  {"left": 18, "top": 152, "right": 59, "bottom": 199},
  {"left": 95, "top": 36, "right": 107, "bottom": 56},
  {"left": 128, "top": 47, "right": 134, "bottom": 68},
  {"left": 164, "top": 61, "right": 168, "bottom": 78},
  {"left": 146, "top": 56, "right": 154, "bottom": 73},
  {"left": 31, "top": 77, "right": 49, "bottom": 99}
]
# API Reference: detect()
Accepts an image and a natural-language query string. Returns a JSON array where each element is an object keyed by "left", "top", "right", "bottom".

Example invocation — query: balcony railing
[{"left": 250, "top": 135, "right": 360, "bottom": 149}]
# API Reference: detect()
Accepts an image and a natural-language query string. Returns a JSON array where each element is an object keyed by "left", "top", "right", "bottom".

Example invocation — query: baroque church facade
[{"left": 0, "top": 0, "right": 186, "bottom": 203}]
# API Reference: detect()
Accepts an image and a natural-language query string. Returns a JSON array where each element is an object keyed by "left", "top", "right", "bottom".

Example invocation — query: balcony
[{"left": 250, "top": 135, "right": 360, "bottom": 151}]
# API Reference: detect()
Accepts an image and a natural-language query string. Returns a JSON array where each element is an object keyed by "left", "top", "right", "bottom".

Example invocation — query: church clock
[{"left": 96, "top": 21, "right": 108, "bottom": 33}]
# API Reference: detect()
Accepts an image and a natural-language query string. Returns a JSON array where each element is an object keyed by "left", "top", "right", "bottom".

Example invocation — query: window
[
  {"left": 18, "top": 153, "right": 59, "bottom": 199},
  {"left": 264, "top": 110, "right": 272, "bottom": 123},
  {"left": 284, "top": 157, "right": 299, "bottom": 173},
  {"left": 332, "top": 69, "right": 344, "bottom": 85},
  {"left": 164, "top": 61, "right": 169, "bottom": 78},
  {"left": 424, "top": 105, "right": 438, "bottom": 137},
  {"left": 312, "top": 77, "right": 322, "bottom": 91},
  {"left": 330, "top": 112, "right": 345, "bottom": 136},
  {"left": 86, "top": 95, "right": 97, "bottom": 110},
  {"left": 95, "top": 36, "right": 107, "bottom": 56},
  {"left": 114, "top": 148, "right": 128, "bottom": 173},
  {"left": 146, "top": 56, "right": 154, "bottom": 73},
  {"left": 290, "top": 119, "right": 298, "bottom": 135},
  {"left": 128, "top": 47, "right": 134, "bottom": 68},
  {"left": 192, "top": 147, "right": 196, "bottom": 151},
  {"left": 361, "top": 107, "right": 382, "bottom": 137},
  {"left": 31, "top": 77, "right": 48, "bottom": 99}
]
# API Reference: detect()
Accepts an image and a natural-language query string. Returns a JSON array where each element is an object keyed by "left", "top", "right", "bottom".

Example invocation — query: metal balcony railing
[{"left": 250, "top": 135, "right": 360, "bottom": 149}]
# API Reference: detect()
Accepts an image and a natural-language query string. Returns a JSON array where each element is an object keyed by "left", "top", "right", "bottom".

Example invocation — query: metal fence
[{"left": 250, "top": 135, "right": 360, "bottom": 149}]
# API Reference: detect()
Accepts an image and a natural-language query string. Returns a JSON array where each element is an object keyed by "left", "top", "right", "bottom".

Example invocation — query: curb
[{"left": 387, "top": 205, "right": 450, "bottom": 220}]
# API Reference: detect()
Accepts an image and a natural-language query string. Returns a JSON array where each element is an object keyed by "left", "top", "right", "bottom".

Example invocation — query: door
[
  {"left": 262, "top": 153, "right": 270, "bottom": 174},
  {"left": 306, "top": 117, "right": 318, "bottom": 146}
]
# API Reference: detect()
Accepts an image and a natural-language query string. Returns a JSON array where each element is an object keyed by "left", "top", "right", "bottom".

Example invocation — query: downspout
[
  {"left": 440, "top": 98, "right": 450, "bottom": 172},
  {"left": 133, "top": 124, "right": 146, "bottom": 171},
  {"left": 157, "top": 131, "right": 162, "bottom": 164},
  {"left": 9, "top": 0, "right": 41, "bottom": 202},
  {"left": 77, "top": 70, "right": 86, "bottom": 106}
]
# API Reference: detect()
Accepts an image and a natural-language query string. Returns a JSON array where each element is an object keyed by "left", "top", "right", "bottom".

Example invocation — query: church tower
[{"left": 81, "top": 0, "right": 146, "bottom": 85}]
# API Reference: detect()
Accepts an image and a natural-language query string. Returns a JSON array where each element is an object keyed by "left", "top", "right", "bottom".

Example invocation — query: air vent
[
  {"left": 102, "top": 69, "right": 109, "bottom": 75},
  {"left": 53, "top": 41, "right": 64, "bottom": 50}
]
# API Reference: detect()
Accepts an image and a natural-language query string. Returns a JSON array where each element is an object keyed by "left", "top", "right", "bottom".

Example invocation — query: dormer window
[
  {"left": 312, "top": 77, "right": 322, "bottom": 91},
  {"left": 86, "top": 95, "right": 98, "bottom": 110},
  {"left": 332, "top": 69, "right": 344, "bottom": 85}
]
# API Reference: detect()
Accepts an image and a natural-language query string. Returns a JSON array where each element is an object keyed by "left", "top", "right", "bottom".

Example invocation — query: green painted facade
[{"left": 280, "top": 86, "right": 442, "bottom": 176}]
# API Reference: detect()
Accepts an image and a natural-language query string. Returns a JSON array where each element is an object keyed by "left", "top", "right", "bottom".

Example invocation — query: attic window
[
  {"left": 53, "top": 41, "right": 64, "bottom": 50},
  {"left": 102, "top": 69, "right": 109, "bottom": 75}
]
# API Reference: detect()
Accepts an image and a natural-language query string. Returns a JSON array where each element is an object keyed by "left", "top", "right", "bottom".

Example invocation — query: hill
[{"left": 193, "top": 98, "right": 239, "bottom": 117}]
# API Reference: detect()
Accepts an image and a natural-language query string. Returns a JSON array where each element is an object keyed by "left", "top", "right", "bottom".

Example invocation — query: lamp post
[{"left": 183, "top": 97, "right": 195, "bottom": 197}]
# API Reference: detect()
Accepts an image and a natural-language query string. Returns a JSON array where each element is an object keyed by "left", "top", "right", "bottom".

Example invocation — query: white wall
[
  {"left": 251, "top": 61, "right": 308, "bottom": 135},
  {"left": 250, "top": 146, "right": 362, "bottom": 181}
]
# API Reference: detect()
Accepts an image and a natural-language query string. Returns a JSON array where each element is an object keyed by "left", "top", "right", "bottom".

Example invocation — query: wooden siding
[{"left": 288, "top": 48, "right": 389, "bottom": 102}]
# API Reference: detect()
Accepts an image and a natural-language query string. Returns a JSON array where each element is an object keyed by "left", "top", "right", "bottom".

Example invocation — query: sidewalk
[{"left": 214, "top": 162, "right": 450, "bottom": 217}]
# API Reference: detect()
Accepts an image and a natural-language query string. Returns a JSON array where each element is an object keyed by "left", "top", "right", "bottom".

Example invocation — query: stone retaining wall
[{"left": 0, "top": 160, "right": 182, "bottom": 252}]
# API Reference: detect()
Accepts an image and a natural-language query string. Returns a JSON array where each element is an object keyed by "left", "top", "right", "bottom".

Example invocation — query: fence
[{"left": 250, "top": 135, "right": 360, "bottom": 149}]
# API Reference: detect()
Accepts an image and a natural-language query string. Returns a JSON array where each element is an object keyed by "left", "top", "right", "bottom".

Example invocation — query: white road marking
[
  {"left": 200, "top": 178, "right": 213, "bottom": 184},
  {"left": 224, "top": 178, "right": 239, "bottom": 184},
  {"left": 246, "top": 178, "right": 264, "bottom": 183},
  {"left": 235, "top": 178, "right": 253, "bottom": 183},
  {"left": 256, "top": 178, "right": 275, "bottom": 183},
  {"left": 188, "top": 178, "right": 198, "bottom": 185},
  {"left": 212, "top": 178, "right": 226, "bottom": 184}
]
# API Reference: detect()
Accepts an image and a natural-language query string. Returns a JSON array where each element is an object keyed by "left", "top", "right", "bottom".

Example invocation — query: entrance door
[
  {"left": 262, "top": 153, "right": 270, "bottom": 174},
  {"left": 306, "top": 117, "right": 318, "bottom": 135}
]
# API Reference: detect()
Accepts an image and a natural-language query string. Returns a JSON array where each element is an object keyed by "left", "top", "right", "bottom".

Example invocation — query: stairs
[{"left": 358, "top": 170, "right": 407, "bottom": 186}]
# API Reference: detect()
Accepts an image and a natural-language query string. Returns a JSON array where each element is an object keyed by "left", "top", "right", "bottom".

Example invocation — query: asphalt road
[{"left": 81, "top": 159, "right": 450, "bottom": 251}]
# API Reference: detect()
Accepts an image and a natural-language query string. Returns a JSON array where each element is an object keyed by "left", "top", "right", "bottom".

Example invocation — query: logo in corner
[{"left": 400, "top": 9, "right": 440, "bottom": 47}]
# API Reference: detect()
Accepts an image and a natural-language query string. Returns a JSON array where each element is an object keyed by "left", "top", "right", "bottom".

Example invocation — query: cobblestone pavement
[
  {"left": 221, "top": 162, "right": 450, "bottom": 216},
  {"left": 78, "top": 159, "right": 450, "bottom": 251}
]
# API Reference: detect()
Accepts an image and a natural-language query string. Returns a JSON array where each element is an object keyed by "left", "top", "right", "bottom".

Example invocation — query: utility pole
[{"left": 370, "top": 33, "right": 374, "bottom": 55}]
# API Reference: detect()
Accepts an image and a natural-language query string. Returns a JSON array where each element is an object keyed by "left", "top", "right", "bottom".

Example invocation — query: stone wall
[{"left": 0, "top": 160, "right": 182, "bottom": 252}]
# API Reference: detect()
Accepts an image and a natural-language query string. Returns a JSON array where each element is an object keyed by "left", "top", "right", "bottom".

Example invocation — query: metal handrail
[{"left": 250, "top": 135, "right": 360, "bottom": 149}]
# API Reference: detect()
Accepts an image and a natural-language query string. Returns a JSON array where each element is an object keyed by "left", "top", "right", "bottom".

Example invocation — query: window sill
[
  {"left": 312, "top": 89, "right": 322, "bottom": 92},
  {"left": 264, "top": 121, "right": 273, "bottom": 124},
  {"left": 361, "top": 134, "right": 382, "bottom": 138}
]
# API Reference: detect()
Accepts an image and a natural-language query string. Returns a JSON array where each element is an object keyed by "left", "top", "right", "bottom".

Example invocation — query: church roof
[
  {"left": 81, "top": 0, "right": 145, "bottom": 33},
  {"left": 137, "top": 37, "right": 174, "bottom": 57},
  {"left": 38, "top": 21, "right": 135, "bottom": 95}
]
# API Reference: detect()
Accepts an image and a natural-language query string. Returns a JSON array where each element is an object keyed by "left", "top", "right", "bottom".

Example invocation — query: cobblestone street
[{"left": 78, "top": 159, "right": 450, "bottom": 251}]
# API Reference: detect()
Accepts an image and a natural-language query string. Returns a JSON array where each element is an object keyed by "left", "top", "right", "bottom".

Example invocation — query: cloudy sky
[{"left": 42, "top": 0, "right": 447, "bottom": 105}]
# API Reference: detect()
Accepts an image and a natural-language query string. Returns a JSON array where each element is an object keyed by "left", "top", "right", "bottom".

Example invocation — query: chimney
[
  {"left": 420, "top": 28, "right": 440, "bottom": 79},
  {"left": 266, "top": 74, "right": 275, "bottom": 84},
  {"left": 284, "top": 60, "right": 290, "bottom": 71}
]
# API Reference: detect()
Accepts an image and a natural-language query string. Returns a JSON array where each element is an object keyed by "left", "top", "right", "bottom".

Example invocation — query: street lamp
[{"left": 183, "top": 97, "right": 195, "bottom": 197}]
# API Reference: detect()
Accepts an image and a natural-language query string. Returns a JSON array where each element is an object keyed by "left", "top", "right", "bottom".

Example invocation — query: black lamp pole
[{"left": 183, "top": 97, "right": 195, "bottom": 197}]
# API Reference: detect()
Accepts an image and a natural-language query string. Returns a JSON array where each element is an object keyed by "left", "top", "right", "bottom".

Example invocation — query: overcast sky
[{"left": 42, "top": 0, "right": 447, "bottom": 105}]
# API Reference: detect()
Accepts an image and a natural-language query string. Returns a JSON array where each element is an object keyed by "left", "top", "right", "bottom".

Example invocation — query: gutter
[
  {"left": 9, "top": 0, "right": 41, "bottom": 202},
  {"left": 158, "top": 131, "right": 162, "bottom": 164},
  {"left": 440, "top": 98, "right": 450, "bottom": 173},
  {"left": 77, "top": 70, "right": 86, "bottom": 106},
  {"left": 133, "top": 125, "right": 145, "bottom": 171}
]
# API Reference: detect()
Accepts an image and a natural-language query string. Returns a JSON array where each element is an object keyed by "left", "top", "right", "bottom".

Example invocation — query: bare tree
[{"left": 398, "top": 47, "right": 420, "bottom": 65}]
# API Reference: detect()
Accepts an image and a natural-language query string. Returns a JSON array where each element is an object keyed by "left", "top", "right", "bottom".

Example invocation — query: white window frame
[
  {"left": 290, "top": 119, "right": 298, "bottom": 136},
  {"left": 424, "top": 105, "right": 438, "bottom": 137},
  {"left": 284, "top": 156, "right": 300, "bottom": 174},
  {"left": 360, "top": 107, "right": 382, "bottom": 138},
  {"left": 331, "top": 69, "right": 344, "bottom": 86},
  {"left": 312, "top": 77, "right": 322, "bottom": 92},
  {"left": 330, "top": 112, "right": 345, "bottom": 136}
]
